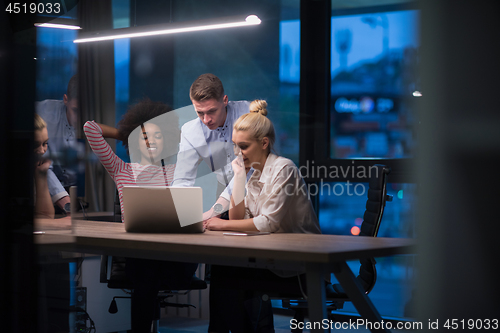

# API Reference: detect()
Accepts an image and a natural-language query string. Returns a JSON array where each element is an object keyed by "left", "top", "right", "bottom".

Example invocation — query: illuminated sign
[{"left": 334, "top": 97, "right": 394, "bottom": 113}]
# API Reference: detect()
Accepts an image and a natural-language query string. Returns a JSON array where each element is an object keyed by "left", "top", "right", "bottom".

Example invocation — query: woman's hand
[
  {"left": 204, "top": 216, "right": 259, "bottom": 232},
  {"left": 98, "top": 123, "right": 122, "bottom": 140},
  {"left": 231, "top": 152, "right": 245, "bottom": 177},
  {"left": 35, "top": 158, "right": 51, "bottom": 175},
  {"left": 204, "top": 216, "right": 227, "bottom": 231}
]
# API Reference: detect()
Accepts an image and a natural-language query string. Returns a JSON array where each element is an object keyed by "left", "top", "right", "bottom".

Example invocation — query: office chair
[
  {"left": 280, "top": 164, "right": 393, "bottom": 330},
  {"left": 99, "top": 190, "right": 207, "bottom": 332},
  {"left": 100, "top": 255, "right": 207, "bottom": 332},
  {"left": 203, "top": 165, "right": 392, "bottom": 331}
]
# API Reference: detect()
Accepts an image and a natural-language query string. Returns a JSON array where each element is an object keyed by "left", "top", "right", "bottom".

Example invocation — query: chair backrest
[
  {"left": 360, "top": 164, "right": 392, "bottom": 238},
  {"left": 113, "top": 189, "right": 121, "bottom": 222},
  {"left": 356, "top": 164, "right": 392, "bottom": 294}
]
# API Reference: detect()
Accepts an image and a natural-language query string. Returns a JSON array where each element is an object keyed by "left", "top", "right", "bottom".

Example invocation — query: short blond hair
[
  {"left": 34, "top": 114, "right": 47, "bottom": 131},
  {"left": 234, "top": 100, "right": 275, "bottom": 152}
]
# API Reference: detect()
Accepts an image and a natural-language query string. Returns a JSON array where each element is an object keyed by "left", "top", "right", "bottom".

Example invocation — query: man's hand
[
  {"left": 203, "top": 198, "right": 230, "bottom": 224},
  {"left": 98, "top": 123, "right": 122, "bottom": 140},
  {"left": 55, "top": 196, "right": 71, "bottom": 213},
  {"left": 202, "top": 208, "right": 217, "bottom": 222}
]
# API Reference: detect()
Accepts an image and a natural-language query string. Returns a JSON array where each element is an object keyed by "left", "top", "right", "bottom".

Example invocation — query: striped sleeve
[{"left": 83, "top": 120, "right": 125, "bottom": 180}]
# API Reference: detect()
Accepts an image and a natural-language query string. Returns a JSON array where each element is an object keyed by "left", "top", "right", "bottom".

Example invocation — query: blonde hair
[
  {"left": 34, "top": 114, "right": 47, "bottom": 131},
  {"left": 234, "top": 100, "right": 275, "bottom": 152}
]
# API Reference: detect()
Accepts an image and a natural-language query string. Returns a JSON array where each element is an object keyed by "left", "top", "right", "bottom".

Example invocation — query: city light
[{"left": 351, "top": 226, "right": 361, "bottom": 235}]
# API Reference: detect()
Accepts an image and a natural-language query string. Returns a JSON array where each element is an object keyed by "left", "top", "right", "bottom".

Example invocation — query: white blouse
[{"left": 245, "top": 153, "right": 321, "bottom": 234}]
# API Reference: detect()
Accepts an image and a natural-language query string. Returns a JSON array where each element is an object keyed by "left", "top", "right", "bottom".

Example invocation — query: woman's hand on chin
[
  {"left": 35, "top": 158, "right": 51, "bottom": 175},
  {"left": 231, "top": 152, "right": 246, "bottom": 177}
]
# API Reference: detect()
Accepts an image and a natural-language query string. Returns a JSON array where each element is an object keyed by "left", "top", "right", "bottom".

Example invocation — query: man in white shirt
[
  {"left": 172, "top": 73, "right": 250, "bottom": 217},
  {"left": 36, "top": 74, "right": 79, "bottom": 215}
]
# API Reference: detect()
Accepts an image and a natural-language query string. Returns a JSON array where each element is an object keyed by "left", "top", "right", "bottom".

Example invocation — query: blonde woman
[
  {"left": 205, "top": 99, "right": 320, "bottom": 234},
  {"left": 205, "top": 100, "right": 321, "bottom": 332},
  {"left": 34, "top": 114, "right": 54, "bottom": 219}
]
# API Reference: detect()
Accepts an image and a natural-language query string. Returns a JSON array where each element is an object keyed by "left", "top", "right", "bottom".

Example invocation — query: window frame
[{"left": 299, "top": 0, "right": 419, "bottom": 185}]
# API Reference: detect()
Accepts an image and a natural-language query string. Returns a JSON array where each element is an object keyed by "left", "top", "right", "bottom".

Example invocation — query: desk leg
[
  {"left": 305, "top": 263, "right": 327, "bottom": 333},
  {"left": 332, "top": 261, "right": 391, "bottom": 333}
]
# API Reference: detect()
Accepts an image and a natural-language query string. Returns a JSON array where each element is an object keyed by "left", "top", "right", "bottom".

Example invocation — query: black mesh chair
[
  {"left": 332, "top": 164, "right": 392, "bottom": 296},
  {"left": 281, "top": 164, "right": 393, "bottom": 329}
]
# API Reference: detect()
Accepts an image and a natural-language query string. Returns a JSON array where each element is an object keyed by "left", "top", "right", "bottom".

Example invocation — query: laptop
[{"left": 122, "top": 186, "right": 204, "bottom": 233}]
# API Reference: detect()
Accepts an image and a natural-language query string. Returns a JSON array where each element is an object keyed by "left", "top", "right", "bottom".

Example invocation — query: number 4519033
[
  {"left": 6, "top": 3, "right": 61, "bottom": 14},
  {"left": 444, "top": 319, "right": 499, "bottom": 330}
]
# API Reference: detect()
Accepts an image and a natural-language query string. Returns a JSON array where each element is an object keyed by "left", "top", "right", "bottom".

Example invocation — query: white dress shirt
[
  {"left": 245, "top": 153, "right": 321, "bottom": 234},
  {"left": 172, "top": 100, "right": 250, "bottom": 189}
]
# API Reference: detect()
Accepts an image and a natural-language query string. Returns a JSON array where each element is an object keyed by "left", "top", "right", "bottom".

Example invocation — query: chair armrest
[{"left": 100, "top": 255, "right": 109, "bottom": 283}]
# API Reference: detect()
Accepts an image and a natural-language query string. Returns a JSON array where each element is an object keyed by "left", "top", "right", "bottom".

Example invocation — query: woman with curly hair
[
  {"left": 84, "top": 98, "right": 197, "bottom": 333},
  {"left": 84, "top": 98, "right": 181, "bottom": 219}
]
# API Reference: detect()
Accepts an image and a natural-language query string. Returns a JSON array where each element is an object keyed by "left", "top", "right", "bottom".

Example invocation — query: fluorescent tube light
[
  {"left": 35, "top": 23, "right": 81, "bottom": 30},
  {"left": 412, "top": 91, "right": 423, "bottom": 97},
  {"left": 74, "top": 15, "right": 261, "bottom": 44}
]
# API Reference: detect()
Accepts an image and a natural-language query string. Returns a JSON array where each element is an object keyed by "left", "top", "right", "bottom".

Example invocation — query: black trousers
[
  {"left": 126, "top": 258, "right": 198, "bottom": 333},
  {"left": 208, "top": 265, "right": 306, "bottom": 333},
  {"left": 38, "top": 262, "right": 70, "bottom": 333}
]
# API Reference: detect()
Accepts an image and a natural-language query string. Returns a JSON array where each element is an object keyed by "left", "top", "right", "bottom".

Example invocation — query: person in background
[
  {"left": 35, "top": 114, "right": 72, "bottom": 333},
  {"left": 36, "top": 74, "right": 79, "bottom": 215},
  {"left": 84, "top": 98, "right": 197, "bottom": 333},
  {"left": 204, "top": 100, "right": 321, "bottom": 332},
  {"left": 34, "top": 114, "right": 54, "bottom": 219},
  {"left": 172, "top": 73, "right": 250, "bottom": 218}
]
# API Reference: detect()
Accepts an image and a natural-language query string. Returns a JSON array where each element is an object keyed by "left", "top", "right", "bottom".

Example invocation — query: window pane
[
  {"left": 170, "top": 1, "right": 300, "bottom": 163},
  {"left": 279, "top": 18, "right": 300, "bottom": 164},
  {"left": 334, "top": 256, "right": 416, "bottom": 317},
  {"left": 319, "top": 182, "right": 417, "bottom": 317},
  {"left": 36, "top": 28, "right": 78, "bottom": 100},
  {"left": 330, "top": 9, "right": 420, "bottom": 159},
  {"left": 319, "top": 182, "right": 417, "bottom": 238}
]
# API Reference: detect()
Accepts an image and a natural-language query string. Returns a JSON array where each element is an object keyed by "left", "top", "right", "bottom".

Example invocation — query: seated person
[
  {"left": 35, "top": 114, "right": 72, "bottom": 333},
  {"left": 83, "top": 98, "right": 180, "bottom": 220},
  {"left": 34, "top": 114, "right": 54, "bottom": 219},
  {"left": 83, "top": 99, "right": 197, "bottom": 333},
  {"left": 204, "top": 100, "right": 321, "bottom": 332},
  {"left": 36, "top": 74, "right": 79, "bottom": 215}
]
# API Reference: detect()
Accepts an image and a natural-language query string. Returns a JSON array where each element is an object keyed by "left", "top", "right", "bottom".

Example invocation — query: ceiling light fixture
[
  {"left": 35, "top": 23, "right": 82, "bottom": 30},
  {"left": 74, "top": 14, "right": 261, "bottom": 44}
]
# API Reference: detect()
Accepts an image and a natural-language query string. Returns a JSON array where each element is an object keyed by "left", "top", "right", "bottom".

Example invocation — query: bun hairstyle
[
  {"left": 234, "top": 99, "right": 275, "bottom": 152},
  {"left": 249, "top": 99, "right": 268, "bottom": 116}
]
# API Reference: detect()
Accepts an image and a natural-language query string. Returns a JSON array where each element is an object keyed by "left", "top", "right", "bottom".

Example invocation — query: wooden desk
[{"left": 35, "top": 219, "right": 415, "bottom": 333}]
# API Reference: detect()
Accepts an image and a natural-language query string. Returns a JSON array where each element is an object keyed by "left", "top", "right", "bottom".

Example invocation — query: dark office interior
[{"left": 1, "top": 0, "right": 500, "bottom": 332}]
